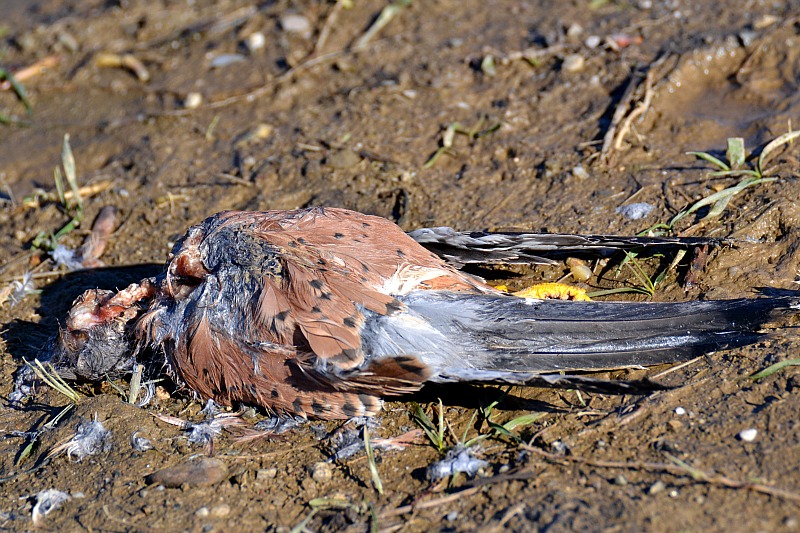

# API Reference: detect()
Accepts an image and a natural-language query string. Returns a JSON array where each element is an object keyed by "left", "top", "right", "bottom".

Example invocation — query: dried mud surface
[{"left": 2, "top": 1, "right": 800, "bottom": 531}]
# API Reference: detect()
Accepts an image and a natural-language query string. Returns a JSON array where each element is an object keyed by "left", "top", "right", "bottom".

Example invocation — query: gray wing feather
[{"left": 409, "top": 226, "right": 722, "bottom": 267}]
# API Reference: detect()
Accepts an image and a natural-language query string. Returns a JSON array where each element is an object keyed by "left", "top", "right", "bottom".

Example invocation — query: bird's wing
[
  {"left": 409, "top": 226, "right": 723, "bottom": 267},
  {"left": 244, "top": 208, "right": 440, "bottom": 372}
]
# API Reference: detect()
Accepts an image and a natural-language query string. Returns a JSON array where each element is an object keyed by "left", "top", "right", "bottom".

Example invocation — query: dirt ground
[{"left": 2, "top": 0, "right": 800, "bottom": 531}]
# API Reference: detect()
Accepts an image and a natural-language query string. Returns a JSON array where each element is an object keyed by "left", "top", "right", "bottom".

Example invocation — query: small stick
[
  {"left": 379, "top": 486, "right": 481, "bottom": 518},
  {"left": 600, "top": 67, "right": 645, "bottom": 166},
  {"left": 520, "top": 445, "right": 800, "bottom": 502},
  {"left": 312, "top": 0, "right": 347, "bottom": 56},
  {"left": 0, "top": 56, "right": 60, "bottom": 90},
  {"left": 613, "top": 67, "right": 656, "bottom": 151}
]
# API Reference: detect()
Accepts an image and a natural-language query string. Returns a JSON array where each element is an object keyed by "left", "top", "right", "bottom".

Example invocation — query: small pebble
[
  {"left": 280, "top": 14, "right": 311, "bottom": 38},
  {"left": 585, "top": 35, "right": 602, "bottom": 49},
  {"left": 648, "top": 480, "right": 666, "bottom": 495},
  {"left": 256, "top": 468, "right": 278, "bottom": 480},
  {"left": 616, "top": 202, "right": 655, "bottom": 220},
  {"left": 738, "top": 31, "right": 758, "bottom": 47},
  {"left": 57, "top": 31, "right": 80, "bottom": 52},
  {"left": 311, "top": 462, "right": 333, "bottom": 482},
  {"left": 551, "top": 440, "right": 569, "bottom": 455},
  {"left": 562, "top": 54, "right": 585, "bottom": 72},
  {"left": 668, "top": 419, "right": 683, "bottom": 430},
  {"left": 566, "top": 23, "right": 583, "bottom": 39},
  {"left": 245, "top": 31, "right": 266, "bottom": 52},
  {"left": 566, "top": 257, "right": 592, "bottom": 282},
  {"left": 674, "top": 407, "right": 686, "bottom": 415},
  {"left": 184, "top": 92, "right": 203, "bottom": 109},
  {"left": 209, "top": 54, "right": 247, "bottom": 68},
  {"left": 614, "top": 475, "right": 628, "bottom": 486},
  {"left": 753, "top": 14, "right": 780, "bottom": 30},
  {"left": 738, "top": 428, "right": 758, "bottom": 442},
  {"left": 145, "top": 458, "right": 229, "bottom": 487},
  {"left": 571, "top": 165, "right": 590, "bottom": 180},
  {"left": 326, "top": 150, "right": 362, "bottom": 169},
  {"left": 195, "top": 507, "right": 210, "bottom": 518},
  {"left": 211, "top": 504, "right": 231, "bottom": 517}
]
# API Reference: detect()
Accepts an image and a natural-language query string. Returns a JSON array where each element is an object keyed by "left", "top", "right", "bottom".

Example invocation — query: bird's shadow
[
  {"left": 407, "top": 382, "right": 566, "bottom": 415},
  {"left": 2, "top": 264, "right": 162, "bottom": 363}
]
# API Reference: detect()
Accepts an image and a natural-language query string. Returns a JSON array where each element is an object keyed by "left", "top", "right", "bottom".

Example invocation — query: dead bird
[{"left": 48, "top": 207, "right": 799, "bottom": 419}]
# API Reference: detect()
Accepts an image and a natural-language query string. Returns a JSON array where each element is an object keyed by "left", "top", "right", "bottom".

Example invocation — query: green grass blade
[
  {"left": 687, "top": 151, "right": 730, "bottom": 171},
  {"left": 748, "top": 358, "right": 800, "bottom": 381},
  {"left": 0, "top": 67, "right": 32, "bottom": 111},
  {"left": 502, "top": 412, "right": 544, "bottom": 432},
  {"left": 757, "top": 129, "right": 800, "bottom": 175},
  {"left": 61, "top": 134, "right": 82, "bottom": 212},
  {"left": 726, "top": 137, "right": 746, "bottom": 169},
  {"left": 364, "top": 426, "right": 384, "bottom": 495},
  {"left": 411, "top": 403, "right": 444, "bottom": 451}
]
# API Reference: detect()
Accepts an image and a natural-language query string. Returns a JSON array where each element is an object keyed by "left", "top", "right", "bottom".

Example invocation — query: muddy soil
[{"left": 2, "top": 1, "right": 800, "bottom": 531}]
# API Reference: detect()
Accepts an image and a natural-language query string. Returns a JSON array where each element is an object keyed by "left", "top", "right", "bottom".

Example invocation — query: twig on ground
[
  {"left": 613, "top": 67, "right": 656, "bottom": 151},
  {"left": 518, "top": 445, "right": 800, "bottom": 502},
  {"left": 0, "top": 56, "right": 59, "bottom": 91},
  {"left": 379, "top": 486, "right": 481, "bottom": 518},
  {"left": 312, "top": 0, "right": 348, "bottom": 56},
  {"left": 600, "top": 67, "right": 644, "bottom": 166}
]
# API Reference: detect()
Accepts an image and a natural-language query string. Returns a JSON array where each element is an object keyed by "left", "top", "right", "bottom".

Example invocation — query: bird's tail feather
[{"left": 361, "top": 291, "right": 798, "bottom": 392}]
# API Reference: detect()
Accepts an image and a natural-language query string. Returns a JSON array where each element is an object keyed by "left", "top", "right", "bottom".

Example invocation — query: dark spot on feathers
[
  {"left": 333, "top": 232, "right": 344, "bottom": 239},
  {"left": 385, "top": 299, "right": 403, "bottom": 314},
  {"left": 292, "top": 398, "right": 304, "bottom": 414},
  {"left": 358, "top": 394, "right": 375, "bottom": 409},
  {"left": 396, "top": 249, "right": 405, "bottom": 257},
  {"left": 340, "top": 348, "right": 359, "bottom": 362},
  {"left": 309, "top": 279, "right": 324, "bottom": 290},
  {"left": 275, "top": 310, "right": 290, "bottom": 321},
  {"left": 343, "top": 401, "right": 361, "bottom": 417},
  {"left": 317, "top": 258, "right": 327, "bottom": 266},
  {"left": 320, "top": 292, "right": 333, "bottom": 300},
  {"left": 361, "top": 262, "right": 370, "bottom": 273},
  {"left": 288, "top": 241, "right": 298, "bottom": 248},
  {"left": 343, "top": 316, "right": 357, "bottom": 328},
  {"left": 297, "top": 237, "right": 308, "bottom": 245},
  {"left": 271, "top": 388, "right": 280, "bottom": 398},
  {"left": 397, "top": 357, "right": 421, "bottom": 372},
  {"left": 311, "top": 400, "right": 326, "bottom": 415},
  {"left": 311, "top": 306, "right": 322, "bottom": 313},
  {"left": 362, "top": 222, "right": 371, "bottom": 228}
]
